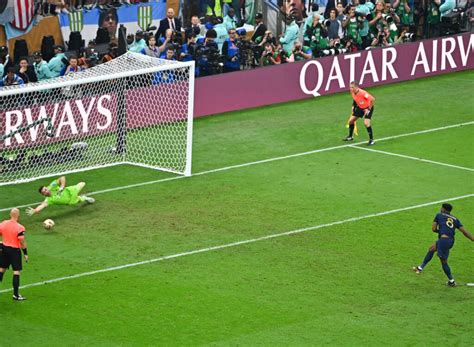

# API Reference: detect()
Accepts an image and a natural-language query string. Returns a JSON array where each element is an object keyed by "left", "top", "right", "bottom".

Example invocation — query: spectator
[
  {"left": 156, "top": 8, "right": 182, "bottom": 40},
  {"left": 33, "top": 52, "right": 54, "bottom": 81},
  {"left": 165, "top": 47, "right": 176, "bottom": 61},
  {"left": 259, "top": 42, "right": 281, "bottom": 66},
  {"left": 252, "top": 12, "right": 268, "bottom": 43},
  {"left": 129, "top": 31, "right": 147, "bottom": 53},
  {"left": 224, "top": 7, "right": 238, "bottom": 30},
  {"left": 63, "top": 56, "right": 84, "bottom": 75},
  {"left": 280, "top": 19, "right": 299, "bottom": 54},
  {"left": 0, "top": 55, "right": 7, "bottom": 78},
  {"left": 102, "top": 42, "right": 118, "bottom": 63},
  {"left": 47, "top": 45, "right": 67, "bottom": 78},
  {"left": 99, "top": 8, "right": 119, "bottom": 40},
  {"left": 212, "top": 16, "right": 230, "bottom": 51},
  {"left": 190, "top": 15, "right": 206, "bottom": 39},
  {"left": 325, "top": 0, "right": 348, "bottom": 19},
  {"left": 326, "top": 9, "right": 344, "bottom": 41},
  {"left": 258, "top": 30, "right": 277, "bottom": 47},
  {"left": 384, "top": 2, "right": 401, "bottom": 24},
  {"left": 222, "top": 28, "right": 240, "bottom": 73},
  {"left": 336, "top": 2, "right": 347, "bottom": 23},
  {"left": 17, "top": 57, "right": 38, "bottom": 84},
  {"left": 0, "top": 67, "right": 24, "bottom": 86},
  {"left": 279, "top": 0, "right": 307, "bottom": 23},
  {"left": 141, "top": 34, "right": 162, "bottom": 58},
  {"left": 371, "top": 24, "right": 393, "bottom": 46}
]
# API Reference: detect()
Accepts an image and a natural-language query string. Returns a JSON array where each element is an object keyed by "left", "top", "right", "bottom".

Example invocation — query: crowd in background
[{"left": 0, "top": 0, "right": 472, "bottom": 85}]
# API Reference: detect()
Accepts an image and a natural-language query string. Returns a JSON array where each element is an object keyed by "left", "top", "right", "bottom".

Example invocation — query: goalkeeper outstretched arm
[{"left": 26, "top": 202, "right": 49, "bottom": 216}]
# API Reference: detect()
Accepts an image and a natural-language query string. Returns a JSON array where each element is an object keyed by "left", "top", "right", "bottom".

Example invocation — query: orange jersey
[
  {"left": 351, "top": 88, "right": 374, "bottom": 109},
  {"left": 0, "top": 219, "right": 25, "bottom": 248}
]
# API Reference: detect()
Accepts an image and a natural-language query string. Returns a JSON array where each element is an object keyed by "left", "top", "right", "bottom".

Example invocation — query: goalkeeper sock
[
  {"left": 349, "top": 124, "right": 355, "bottom": 137},
  {"left": 13, "top": 275, "right": 20, "bottom": 296},
  {"left": 366, "top": 126, "right": 373, "bottom": 140}
]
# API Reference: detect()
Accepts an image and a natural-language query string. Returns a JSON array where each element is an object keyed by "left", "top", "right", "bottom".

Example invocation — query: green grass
[{"left": 0, "top": 70, "right": 473, "bottom": 346}]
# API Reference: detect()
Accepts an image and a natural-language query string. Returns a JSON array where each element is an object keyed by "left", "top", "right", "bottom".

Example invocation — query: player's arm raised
[
  {"left": 459, "top": 226, "right": 474, "bottom": 241},
  {"left": 58, "top": 176, "right": 66, "bottom": 194},
  {"left": 26, "top": 201, "right": 48, "bottom": 216}
]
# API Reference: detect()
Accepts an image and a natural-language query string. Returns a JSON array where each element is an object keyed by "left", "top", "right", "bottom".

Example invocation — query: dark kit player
[{"left": 413, "top": 203, "right": 474, "bottom": 287}]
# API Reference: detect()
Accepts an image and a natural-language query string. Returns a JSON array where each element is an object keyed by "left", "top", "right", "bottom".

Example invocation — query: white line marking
[
  {"left": 1, "top": 193, "right": 472, "bottom": 294},
  {"left": 1, "top": 121, "right": 473, "bottom": 213},
  {"left": 351, "top": 146, "right": 474, "bottom": 172}
]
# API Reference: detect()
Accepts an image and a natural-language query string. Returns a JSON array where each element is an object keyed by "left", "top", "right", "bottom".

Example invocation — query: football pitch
[{"left": 0, "top": 70, "right": 473, "bottom": 345}]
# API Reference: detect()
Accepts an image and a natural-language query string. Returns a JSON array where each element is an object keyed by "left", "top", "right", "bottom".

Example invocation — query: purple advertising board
[{"left": 194, "top": 33, "right": 474, "bottom": 118}]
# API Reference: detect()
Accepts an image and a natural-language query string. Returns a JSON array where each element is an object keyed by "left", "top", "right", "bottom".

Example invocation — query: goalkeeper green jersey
[{"left": 45, "top": 179, "right": 83, "bottom": 206}]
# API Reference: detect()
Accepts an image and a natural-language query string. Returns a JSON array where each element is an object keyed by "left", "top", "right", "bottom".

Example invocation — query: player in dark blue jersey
[{"left": 413, "top": 203, "right": 473, "bottom": 287}]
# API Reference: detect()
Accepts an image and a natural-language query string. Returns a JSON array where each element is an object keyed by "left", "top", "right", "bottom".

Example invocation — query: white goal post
[{"left": 0, "top": 52, "right": 195, "bottom": 186}]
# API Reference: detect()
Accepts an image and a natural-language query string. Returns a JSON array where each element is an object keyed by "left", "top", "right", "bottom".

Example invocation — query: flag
[
  {"left": 137, "top": 5, "right": 152, "bottom": 31},
  {"left": 346, "top": 115, "right": 358, "bottom": 136},
  {"left": 69, "top": 11, "right": 83, "bottom": 32},
  {"left": 11, "top": 0, "right": 35, "bottom": 30},
  {"left": 0, "top": 0, "right": 14, "bottom": 25}
]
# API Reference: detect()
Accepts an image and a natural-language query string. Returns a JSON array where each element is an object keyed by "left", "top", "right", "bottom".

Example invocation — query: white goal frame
[{"left": 0, "top": 53, "right": 195, "bottom": 186}]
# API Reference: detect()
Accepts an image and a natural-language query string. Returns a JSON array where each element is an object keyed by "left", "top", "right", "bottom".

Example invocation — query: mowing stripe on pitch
[
  {"left": 0, "top": 121, "right": 473, "bottom": 213},
  {"left": 0, "top": 193, "right": 472, "bottom": 294},
  {"left": 350, "top": 146, "right": 474, "bottom": 172}
]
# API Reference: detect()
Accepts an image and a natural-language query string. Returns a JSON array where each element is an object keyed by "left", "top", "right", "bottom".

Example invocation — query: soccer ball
[{"left": 43, "top": 219, "right": 55, "bottom": 230}]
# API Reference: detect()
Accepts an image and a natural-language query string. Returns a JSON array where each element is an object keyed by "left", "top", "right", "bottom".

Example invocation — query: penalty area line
[
  {"left": 1, "top": 193, "right": 472, "bottom": 294},
  {"left": 350, "top": 146, "right": 474, "bottom": 172},
  {"left": 0, "top": 121, "right": 473, "bottom": 213}
]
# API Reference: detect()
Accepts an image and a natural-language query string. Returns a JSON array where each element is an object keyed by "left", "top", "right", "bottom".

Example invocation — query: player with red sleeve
[{"left": 344, "top": 81, "right": 376, "bottom": 146}]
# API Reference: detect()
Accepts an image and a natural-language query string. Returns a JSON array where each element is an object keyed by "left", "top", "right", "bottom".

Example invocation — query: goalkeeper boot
[
  {"left": 343, "top": 136, "right": 354, "bottom": 142},
  {"left": 82, "top": 196, "right": 95, "bottom": 204},
  {"left": 367, "top": 139, "right": 375, "bottom": 146},
  {"left": 447, "top": 279, "right": 456, "bottom": 287}
]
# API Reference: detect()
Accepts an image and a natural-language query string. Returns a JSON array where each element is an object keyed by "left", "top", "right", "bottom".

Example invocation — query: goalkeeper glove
[{"left": 26, "top": 207, "right": 35, "bottom": 216}]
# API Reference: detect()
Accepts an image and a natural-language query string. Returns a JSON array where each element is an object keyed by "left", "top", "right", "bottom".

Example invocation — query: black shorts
[
  {"left": 0, "top": 245, "right": 22, "bottom": 271},
  {"left": 354, "top": 106, "right": 374, "bottom": 119}
]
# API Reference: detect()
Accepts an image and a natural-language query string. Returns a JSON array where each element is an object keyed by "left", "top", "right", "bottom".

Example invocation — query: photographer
[
  {"left": 369, "top": 0, "right": 386, "bottom": 34},
  {"left": 343, "top": 6, "right": 363, "bottom": 48},
  {"left": 158, "top": 29, "right": 182, "bottom": 59},
  {"left": 259, "top": 42, "right": 281, "bottom": 66},
  {"left": 355, "top": 0, "right": 372, "bottom": 48},
  {"left": 304, "top": 14, "right": 329, "bottom": 57},
  {"left": 286, "top": 41, "right": 312, "bottom": 62},
  {"left": 395, "top": 0, "right": 413, "bottom": 27},
  {"left": 222, "top": 28, "right": 241, "bottom": 73},
  {"left": 425, "top": 0, "right": 441, "bottom": 37},
  {"left": 371, "top": 26, "right": 393, "bottom": 47},
  {"left": 194, "top": 29, "right": 223, "bottom": 76}
]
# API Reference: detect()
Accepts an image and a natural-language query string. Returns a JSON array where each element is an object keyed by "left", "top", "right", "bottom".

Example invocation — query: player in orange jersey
[
  {"left": 0, "top": 208, "right": 28, "bottom": 301},
  {"left": 344, "top": 81, "right": 376, "bottom": 146}
]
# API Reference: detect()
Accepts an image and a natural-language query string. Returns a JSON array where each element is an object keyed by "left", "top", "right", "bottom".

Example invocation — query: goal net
[{"left": 0, "top": 52, "right": 194, "bottom": 186}]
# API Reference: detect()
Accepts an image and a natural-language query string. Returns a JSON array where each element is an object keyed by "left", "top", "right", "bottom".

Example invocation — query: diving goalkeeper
[{"left": 26, "top": 176, "right": 95, "bottom": 216}]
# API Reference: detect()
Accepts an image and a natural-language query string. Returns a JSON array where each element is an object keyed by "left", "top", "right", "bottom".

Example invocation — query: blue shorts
[{"left": 437, "top": 238, "right": 454, "bottom": 259}]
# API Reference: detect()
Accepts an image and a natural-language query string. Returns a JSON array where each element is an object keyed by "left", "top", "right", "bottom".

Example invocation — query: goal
[{"left": 0, "top": 52, "right": 195, "bottom": 186}]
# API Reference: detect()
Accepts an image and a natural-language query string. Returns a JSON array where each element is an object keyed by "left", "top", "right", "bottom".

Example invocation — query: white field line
[
  {"left": 0, "top": 193, "right": 472, "bottom": 294},
  {"left": 351, "top": 146, "right": 474, "bottom": 172},
  {"left": 1, "top": 121, "right": 472, "bottom": 213}
]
